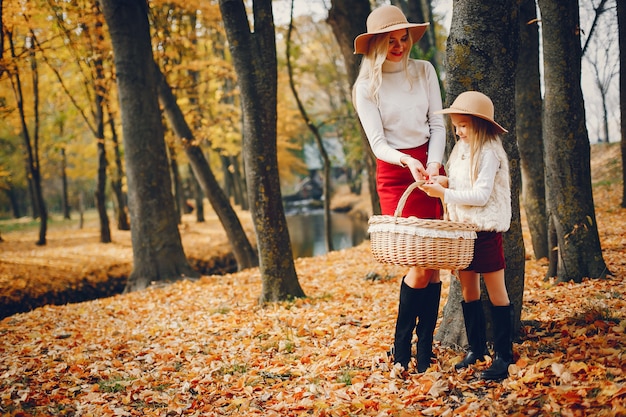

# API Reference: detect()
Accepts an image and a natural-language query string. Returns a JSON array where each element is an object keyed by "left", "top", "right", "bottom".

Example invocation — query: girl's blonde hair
[
  {"left": 352, "top": 29, "right": 413, "bottom": 110},
  {"left": 464, "top": 116, "right": 503, "bottom": 183}
]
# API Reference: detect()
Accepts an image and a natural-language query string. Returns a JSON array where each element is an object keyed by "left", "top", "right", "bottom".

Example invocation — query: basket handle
[
  {"left": 393, "top": 180, "right": 449, "bottom": 219},
  {"left": 393, "top": 181, "right": 425, "bottom": 217}
]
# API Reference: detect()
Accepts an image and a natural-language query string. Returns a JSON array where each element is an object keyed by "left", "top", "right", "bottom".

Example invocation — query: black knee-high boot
[
  {"left": 392, "top": 279, "right": 423, "bottom": 370},
  {"left": 482, "top": 304, "right": 514, "bottom": 381},
  {"left": 416, "top": 282, "right": 441, "bottom": 372},
  {"left": 455, "top": 300, "right": 488, "bottom": 369}
]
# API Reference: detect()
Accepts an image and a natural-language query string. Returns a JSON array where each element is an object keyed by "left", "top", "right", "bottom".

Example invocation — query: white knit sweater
[
  {"left": 354, "top": 59, "right": 446, "bottom": 166},
  {"left": 444, "top": 139, "right": 511, "bottom": 232}
]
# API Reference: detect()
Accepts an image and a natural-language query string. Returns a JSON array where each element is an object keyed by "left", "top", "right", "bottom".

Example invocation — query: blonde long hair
[
  {"left": 465, "top": 116, "right": 503, "bottom": 184},
  {"left": 352, "top": 29, "right": 413, "bottom": 111}
]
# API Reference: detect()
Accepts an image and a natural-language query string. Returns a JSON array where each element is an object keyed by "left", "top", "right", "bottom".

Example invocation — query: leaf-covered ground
[{"left": 1, "top": 143, "right": 625, "bottom": 416}]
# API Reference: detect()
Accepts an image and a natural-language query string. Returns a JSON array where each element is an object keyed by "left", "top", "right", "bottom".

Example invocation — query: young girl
[
  {"left": 353, "top": 5, "right": 446, "bottom": 374},
  {"left": 420, "top": 91, "right": 514, "bottom": 381}
]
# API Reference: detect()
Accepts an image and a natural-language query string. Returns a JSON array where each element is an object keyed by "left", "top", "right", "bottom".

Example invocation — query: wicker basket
[{"left": 368, "top": 181, "right": 478, "bottom": 269}]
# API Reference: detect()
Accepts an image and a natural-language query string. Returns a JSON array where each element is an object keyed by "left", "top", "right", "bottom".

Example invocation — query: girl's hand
[
  {"left": 432, "top": 175, "right": 448, "bottom": 188},
  {"left": 419, "top": 176, "right": 447, "bottom": 199}
]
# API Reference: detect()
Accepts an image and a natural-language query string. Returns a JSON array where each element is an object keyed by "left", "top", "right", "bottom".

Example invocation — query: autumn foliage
[{"left": 0, "top": 143, "right": 624, "bottom": 415}]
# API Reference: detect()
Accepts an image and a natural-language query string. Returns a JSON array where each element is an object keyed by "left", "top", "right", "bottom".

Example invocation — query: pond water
[{"left": 285, "top": 210, "right": 369, "bottom": 258}]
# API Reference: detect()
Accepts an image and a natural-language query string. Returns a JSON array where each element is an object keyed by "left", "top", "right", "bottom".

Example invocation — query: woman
[{"left": 353, "top": 4, "right": 446, "bottom": 374}]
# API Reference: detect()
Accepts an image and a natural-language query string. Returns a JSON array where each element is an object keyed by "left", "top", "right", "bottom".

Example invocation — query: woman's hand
[
  {"left": 401, "top": 156, "right": 428, "bottom": 182},
  {"left": 425, "top": 162, "right": 441, "bottom": 179}
]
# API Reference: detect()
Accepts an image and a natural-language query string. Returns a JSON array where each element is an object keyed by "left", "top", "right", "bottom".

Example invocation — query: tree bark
[
  {"left": 61, "top": 145, "right": 71, "bottom": 220},
  {"left": 92, "top": 3, "right": 111, "bottom": 244},
  {"left": 5, "top": 184, "right": 22, "bottom": 218},
  {"left": 101, "top": 0, "right": 199, "bottom": 292},
  {"left": 219, "top": 0, "right": 304, "bottom": 301},
  {"left": 94, "top": 80, "right": 111, "bottom": 243},
  {"left": 107, "top": 104, "right": 130, "bottom": 231},
  {"left": 188, "top": 165, "right": 205, "bottom": 223},
  {"left": 537, "top": 0, "right": 609, "bottom": 282},
  {"left": 8, "top": 31, "right": 47, "bottom": 245},
  {"left": 618, "top": 0, "right": 626, "bottom": 208},
  {"left": 57, "top": 118, "right": 70, "bottom": 220},
  {"left": 327, "top": 0, "right": 381, "bottom": 215},
  {"left": 155, "top": 64, "right": 259, "bottom": 270},
  {"left": 436, "top": 0, "right": 524, "bottom": 346},
  {"left": 168, "top": 143, "right": 184, "bottom": 224},
  {"left": 516, "top": 0, "right": 548, "bottom": 260},
  {"left": 230, "top": 155, "right": 247, "bottom": 209},
  {"left": 29, "top": 38, "right": 47, "bottom": 246}
]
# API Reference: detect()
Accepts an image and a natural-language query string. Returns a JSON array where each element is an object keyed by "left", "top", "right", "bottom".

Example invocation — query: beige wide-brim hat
[
  {"left": 436, "top": 91, "right": 508, "bottom": 134},
  {"left": 354, "top": 5, "right": 429, "bottom": 55}
]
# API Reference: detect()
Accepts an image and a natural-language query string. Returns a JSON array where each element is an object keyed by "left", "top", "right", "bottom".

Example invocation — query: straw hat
[
  {"left": 436, "top": 91, "right": 508, "bottom": 134},
  {"left": 354, "top": 5, "right": 429, "bottom": 55}
]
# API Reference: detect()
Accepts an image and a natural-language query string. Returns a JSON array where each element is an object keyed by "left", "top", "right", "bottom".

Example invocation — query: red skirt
[
  {"left": 376, "top": 144, "right": 444, "bottom": 218},
  {"left": 465, "top": 231, "right": 506, "bottom": 273}
]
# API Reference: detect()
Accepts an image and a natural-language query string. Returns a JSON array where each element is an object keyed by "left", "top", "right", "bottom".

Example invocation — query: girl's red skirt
[{"left": 376, "top": 143, "right": 445, "bottom": 218}]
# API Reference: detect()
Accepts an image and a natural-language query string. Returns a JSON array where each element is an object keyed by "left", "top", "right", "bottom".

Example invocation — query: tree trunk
[
  {"left": 537, "top": 0, "right": 609, "bottom": 282},
  {"left": 94, "top": 127, "right": 111, "bottom": 243},
  {"left": 327, "top": 0, "right": 381, "bottom": 215},
  {"left": 618, "top": 0, "right": 626, "bottom": 207},
  {"left": 220, "top": 153, "right": 235, "bottom": 200},
  {"left": 92, "top": 4, "right": 111, "bottom": 244},
  {"left": 168, "top": 143, "right": 184, "bottom": 224},
  {"left": 26, "top": 166, "right": 38, "bottom": 219},
  {"left": 155, "top": 64, "right": 259, "bottom": 270},
  {"left": 516, "top": 0, "right": 548, "bottom": 260},
  {"left": 79, "top": 192, "right": 84, "bottom": 229},
  {"left": 29, "top": 41, "right": 47, "bottom": 246},
  {"left": 230, "top": 155, "right": 247, "bottom": 209},
  {"left": 58, "top": 118, "right": 71, "bottom": 219},
  {"left": 5, "top": 185, "right": 22, "bottom": 219},
  {"left": 436, "top": 277, "right": 465, "bottom": 346},
  {"left": 436, "top": 0, "right": 524, "bottom": 346},
  {"left": 60, "top": 146, "right": 71, "bottom": 220},
  {"left": 107, "top": 104, "right": 130, "bottom": 231},
  {"left": 9, "top": 32, "right": 47, "bottom": 245},
  {"left": 219, "top": 0, "right": 304, "bottom": 302},
  {"left": 101, "top": 0, "right": 199, "bottom": 292},
  {"left": 188, "top": 165, "right": 205, "bottom": 223}
]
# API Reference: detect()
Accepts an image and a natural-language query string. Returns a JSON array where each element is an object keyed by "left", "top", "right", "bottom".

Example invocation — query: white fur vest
[{"left": 445, "top": 139, "right": 511, "bottom": 232}]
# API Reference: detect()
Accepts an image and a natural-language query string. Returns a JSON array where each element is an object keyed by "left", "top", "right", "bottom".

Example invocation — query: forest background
[
  {"left": 0, "top": 0, "right": 621, "bottom": 238},
  {"left": 3, "top": 2, "right": 623, "bottom": 413}
]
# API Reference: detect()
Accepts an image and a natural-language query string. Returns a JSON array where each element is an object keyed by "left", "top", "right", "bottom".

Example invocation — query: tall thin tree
[
  {"left": 100, "top": 0, "right": 199, "bottom": 292},
  {"left": 218, "top": 0, "right": 305, "bottom": 302},
  {"left": 7, "top": 29, "right": 48, "bottom": 245},
  {"left": 617, "top": 1, "right": 626, "bottom": 207},
  {"left": 517, "top": 0, "right": 548, "bottom": 260},
  {"left": 40, "top": 0, "right": 115, "bottom": 242},
  {"left": 537, "top": 0, "right": 608, "bottom": 282},
  {"left": 154, "top": 64, "right": 259, "bottom": 271}
]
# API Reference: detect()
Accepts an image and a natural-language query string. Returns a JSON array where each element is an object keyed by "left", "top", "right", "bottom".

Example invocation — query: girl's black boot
[
  {"left": 481, "top": 304, "right": 514, "bottom": 381},
  {"left": 455, "top": 300, "right": 488, "bottom": 369}
]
